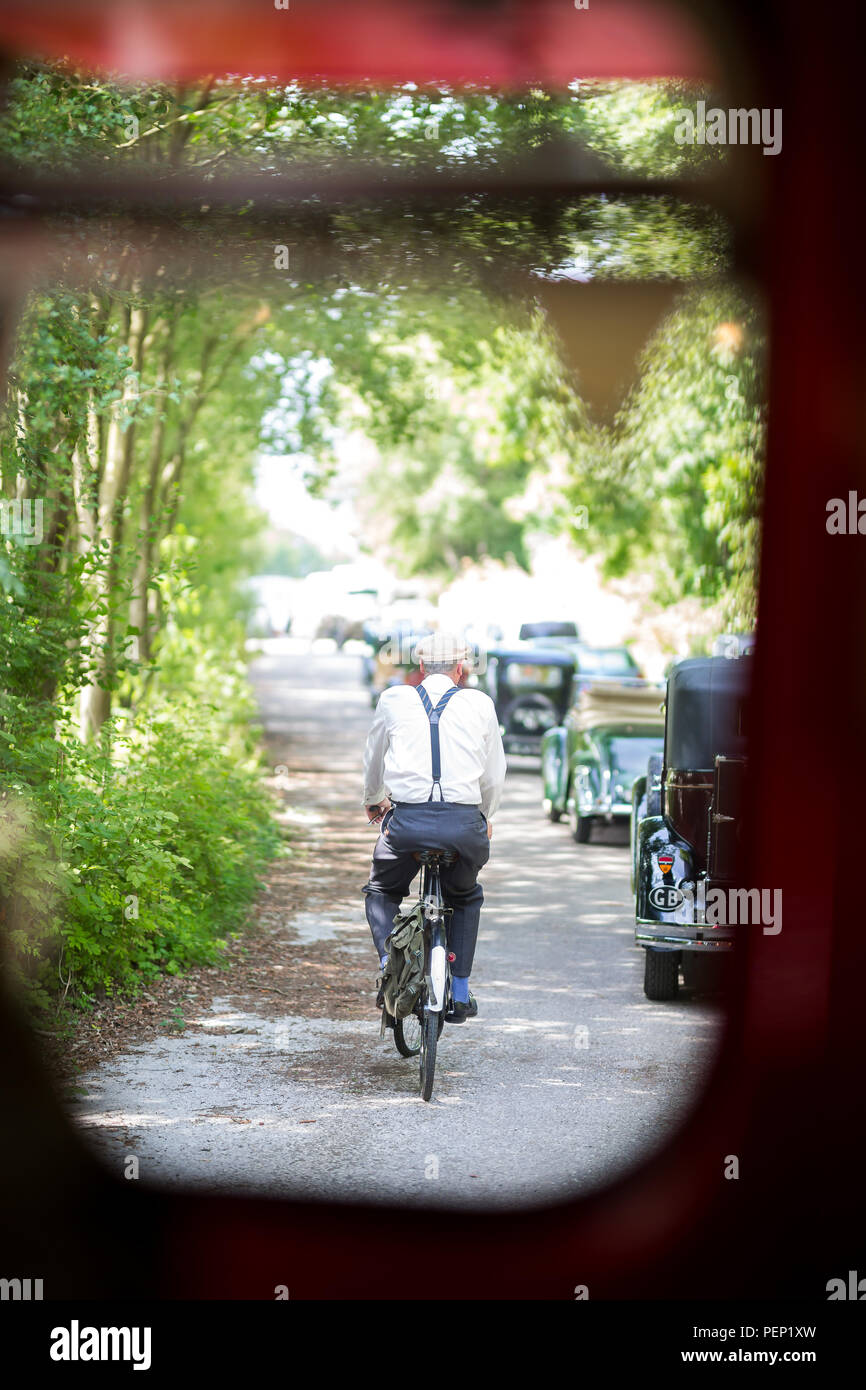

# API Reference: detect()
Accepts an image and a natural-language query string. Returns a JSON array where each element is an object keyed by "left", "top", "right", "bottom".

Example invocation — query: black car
[
  {"left": 479, "top": 643, "right": 576, "bottom": 755},
  {"left": 632, "top": 654, "right": 752, "bottom": 1001},
  {"left": 518, "top": 620, "right": 580, "bottom": 643}
]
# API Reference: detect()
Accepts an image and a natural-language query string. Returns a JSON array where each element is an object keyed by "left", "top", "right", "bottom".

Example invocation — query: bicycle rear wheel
[
  {"left": 419, "top": 1006, "right": 438, "bottom": 1101},
  {"left": 394, "top": 1011, "right": 422, "bottom": 1056}
]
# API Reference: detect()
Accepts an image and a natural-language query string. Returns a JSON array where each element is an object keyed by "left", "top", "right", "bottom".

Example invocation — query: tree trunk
[
  {"left": 129, "top": 312, "right": 178, "bottom": 666},
  {"left": 79, "top": 293, "right": 148, "bottom": 741}
]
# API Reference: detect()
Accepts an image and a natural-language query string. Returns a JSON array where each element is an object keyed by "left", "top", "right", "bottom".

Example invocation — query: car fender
[
  {"left": 635, "top": 817, "right": 697, "bottom": 924},
  {"left": 630, "top": 777, "right": 647, "bottom": 893},
  {"left": 540, "top": 725, "right": 568, "bottom": 809},
  {"left": 570, "top": 753, "right": 599, "bottom": 818}
]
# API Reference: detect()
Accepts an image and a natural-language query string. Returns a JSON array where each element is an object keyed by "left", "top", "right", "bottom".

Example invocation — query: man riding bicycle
[{"left": 362, "top": 631, "right": 507, "bottom": 1024}]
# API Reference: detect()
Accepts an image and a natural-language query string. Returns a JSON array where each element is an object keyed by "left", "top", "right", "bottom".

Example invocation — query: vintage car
[
  {"left": 532, "top": 635, "right": 644, "bottom": 683},
  {"left": 541, "top": 681, "right": 665, "bottom": 842},
  {"left": 632, "top": 654, "right": 751, "bottom": 1001},
  {"left": 479, "top": 643, "right": 577, "bottom": 755},
  {"left": 572, "top": 642, "right": 643, "bottom": 688},
  {"left": 518, "top": 620, "right": 580, "bottom": 643}
]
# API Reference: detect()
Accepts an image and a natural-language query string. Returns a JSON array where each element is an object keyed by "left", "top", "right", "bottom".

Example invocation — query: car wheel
[
  {"left": 569, "top": 794, "right": 593, "bottom": 843},
  {"left": 501, "top": 693, "right": 559, "bottom": 739},
  {"left": 643, "top": 948, "right": 679, "bottom": 1000}
]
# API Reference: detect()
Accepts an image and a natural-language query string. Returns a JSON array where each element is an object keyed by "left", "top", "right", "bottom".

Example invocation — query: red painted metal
[{"left": 0, "top": 0, "right": 714, "bottom": 84}]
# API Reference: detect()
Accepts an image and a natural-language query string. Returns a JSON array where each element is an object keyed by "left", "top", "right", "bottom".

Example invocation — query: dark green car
[{"left": 541, "top": 681, "right": 665, "bottom": 843}]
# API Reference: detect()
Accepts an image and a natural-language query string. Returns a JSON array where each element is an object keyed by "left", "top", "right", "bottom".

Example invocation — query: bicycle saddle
[{"left": 412, "top": 849, "right": 457, "bottom": 865}]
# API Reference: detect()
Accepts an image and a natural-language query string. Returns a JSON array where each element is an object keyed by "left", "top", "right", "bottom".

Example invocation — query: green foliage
[
  {"left": 0, "top": 71, "right": 293, "bottom": 1011},
  {"left": 331, "top": 309, "right": 587, "bottom": 576},
  {"left": 0, "top": 286, "right": 284, "bottom": 1010},
  {"left": 0, "top": 68, "right": 716, "bottom": 179},
  {"left": 563, "top": 287, "right": 765, "bottom": 626},
  {"left": 566, "top": 81, "right": 719, "bottom": 177},
  {"left": 1, "top": 627, "right": 280, "bottom": 1010}
]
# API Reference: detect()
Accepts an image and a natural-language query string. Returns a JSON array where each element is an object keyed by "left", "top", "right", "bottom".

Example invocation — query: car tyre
[
  {"left": 501, "top": 693, "right": 559, "bottom": 740},
  {"left": 569, "top": 794, "right": 593, "bottom": 843},
  {"left": 643, "top": 948, "right": 679, "bottom": 1000}
]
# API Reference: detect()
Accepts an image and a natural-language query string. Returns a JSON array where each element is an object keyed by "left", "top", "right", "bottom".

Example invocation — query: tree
[{"left": 561, "top": 287, "right": 765, "bottom": 626}]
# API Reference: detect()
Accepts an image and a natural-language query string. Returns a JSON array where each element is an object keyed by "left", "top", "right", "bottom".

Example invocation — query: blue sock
[{"left": 452, "top": 975, "right": 470, "bottom": 1003}]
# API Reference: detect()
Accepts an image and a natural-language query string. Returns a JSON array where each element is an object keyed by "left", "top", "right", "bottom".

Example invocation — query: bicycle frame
[{"left": 383, "top": 852, "right": 455, "bottom": 1100}]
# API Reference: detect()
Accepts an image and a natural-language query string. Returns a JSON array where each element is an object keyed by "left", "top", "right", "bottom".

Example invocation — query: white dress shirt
[{"left": 362, "top": 674, "right": 507, "bottom": 818}]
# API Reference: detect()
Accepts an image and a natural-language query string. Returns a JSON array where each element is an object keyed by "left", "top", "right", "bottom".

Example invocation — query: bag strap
[{"left": 416, "top": 684, "right": 461, "bottom": 801}]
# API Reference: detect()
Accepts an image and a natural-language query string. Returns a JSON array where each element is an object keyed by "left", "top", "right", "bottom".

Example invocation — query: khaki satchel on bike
[{"left": 383, "top": 902, "right": 425, "bottom": 1020}]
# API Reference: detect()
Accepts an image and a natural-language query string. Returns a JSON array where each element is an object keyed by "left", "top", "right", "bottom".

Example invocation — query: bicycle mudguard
[{"left": 426, "top": 929, "right": 447, "bottom": 1012}]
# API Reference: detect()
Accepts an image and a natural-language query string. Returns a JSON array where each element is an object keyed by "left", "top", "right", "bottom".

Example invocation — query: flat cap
[{"left": 413, "top": 631, "right": 469, "bottom": 666}]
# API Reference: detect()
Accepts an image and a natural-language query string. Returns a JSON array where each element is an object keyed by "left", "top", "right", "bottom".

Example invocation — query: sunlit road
[{"left": 71, "top": 640, "right": 722, "bottom": 1208}]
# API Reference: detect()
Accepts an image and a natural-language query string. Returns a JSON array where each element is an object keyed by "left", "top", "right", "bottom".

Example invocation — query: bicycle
[{"left": 381, "top": 847, "right": 455, "bottom": 1102}]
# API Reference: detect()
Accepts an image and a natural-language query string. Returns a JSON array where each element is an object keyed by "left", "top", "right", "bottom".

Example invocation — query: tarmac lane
[{"left": 68, "top": 639, "right": 723, "bottom": 1208}]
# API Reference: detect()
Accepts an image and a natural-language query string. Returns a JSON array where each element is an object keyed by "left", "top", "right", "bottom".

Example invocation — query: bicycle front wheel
[{"left": 419, "top": 1006, "right": 439, "bottom": 1101}]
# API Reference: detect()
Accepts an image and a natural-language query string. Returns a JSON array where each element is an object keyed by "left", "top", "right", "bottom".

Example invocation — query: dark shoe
[{"left": 445, "top": 993, "right": 478, "bottom": 1024}]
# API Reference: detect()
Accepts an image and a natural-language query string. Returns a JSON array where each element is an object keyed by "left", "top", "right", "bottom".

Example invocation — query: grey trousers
[{"left": 362, "top": 801, "right": 490, "bottom": 977}]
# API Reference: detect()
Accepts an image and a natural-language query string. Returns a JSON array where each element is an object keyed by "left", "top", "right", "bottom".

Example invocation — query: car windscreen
[
  {"left": 607, "top": 734, "right": 664, "bottom": 780},
  {"left": 501, "top": 661, "right": 571, "bottom": 690},
  {"left": 577, "top": 649, "right": 636, "bottom": 676}
]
